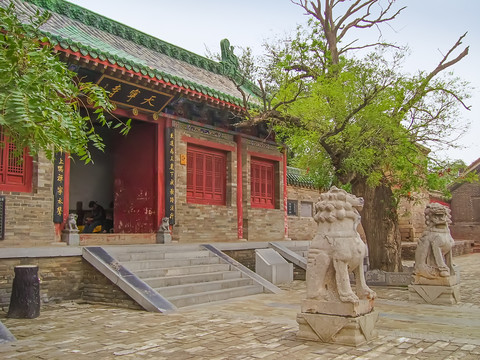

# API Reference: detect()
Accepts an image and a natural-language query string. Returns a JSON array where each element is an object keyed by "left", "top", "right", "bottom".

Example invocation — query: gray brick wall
[{"left": 0, "top": 152, "right": 55, "bottom": 247}]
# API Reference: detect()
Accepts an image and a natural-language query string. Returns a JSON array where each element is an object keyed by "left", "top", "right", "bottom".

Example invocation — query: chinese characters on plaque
[
  {"left": 165, "top": 128, "right": 175, "bottom": 225},
  {"left": 53, "top": 153, "right": 66, "bottom": 223},
  {"left": 97, "top": 75, "right": 174, "bottom": 114}
]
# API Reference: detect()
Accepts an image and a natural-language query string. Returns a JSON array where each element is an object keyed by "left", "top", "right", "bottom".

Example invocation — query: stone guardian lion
[
  {"left": 414, "top": 203, "right": 455, "bottom": 279},
  {"left": 306, "top": 187, "right": 376, "bottom": 303}
]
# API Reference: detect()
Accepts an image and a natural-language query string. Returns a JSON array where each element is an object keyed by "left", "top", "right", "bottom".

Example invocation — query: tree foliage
[
  {"left": 0, "top": 4, "right": 130, "bottom": 162},
  {"left": 229, "top": 0, "right": 471, "bottom": 271}
]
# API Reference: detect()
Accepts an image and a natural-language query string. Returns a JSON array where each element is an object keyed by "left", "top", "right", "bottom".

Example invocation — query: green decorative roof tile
[
  {"left": 2, "top": 0, "right": 256, "bottom": 107},
  {"left": 286, "top": 167, "right": 319, "bottom": 188}
]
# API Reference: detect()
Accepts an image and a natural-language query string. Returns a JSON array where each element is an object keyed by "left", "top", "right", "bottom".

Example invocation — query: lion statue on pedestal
[
  {"left": 414, "top": 203, "right": 455, "bottom": 279},
  {"left": 306, "top": 186, "right": 376, "bottom": 303}
]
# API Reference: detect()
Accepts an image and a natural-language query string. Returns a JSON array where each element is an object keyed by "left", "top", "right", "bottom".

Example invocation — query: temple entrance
[
  {"left": 113, "top": 120, "right": 157, "bottom": 233},
  {"left": 69, "top": 120, "right": 159, "bottom": 233}
]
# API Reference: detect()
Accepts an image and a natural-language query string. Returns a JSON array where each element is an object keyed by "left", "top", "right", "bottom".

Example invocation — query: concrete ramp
[
  {"left": 82, "top": 247, "right": 176, "bottom": 313},
  {"left": 268, "top": 242, "right": 307, "bottom": 270}
]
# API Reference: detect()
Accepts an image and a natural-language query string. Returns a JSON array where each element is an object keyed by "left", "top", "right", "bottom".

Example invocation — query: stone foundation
[
  {"left": 408, "top": 284, "right": 460, "bottom": 305},
  {"left": 297, "top": 311, "right": 378, "bottom": 346}
]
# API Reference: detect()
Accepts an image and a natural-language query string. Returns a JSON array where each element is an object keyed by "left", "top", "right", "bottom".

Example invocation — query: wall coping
[
  {"left": 0, "top": 247, "right": 82, "bottom": 259},
  {"left": 0, "top": 241, "right": 312, "bottom": 258}
]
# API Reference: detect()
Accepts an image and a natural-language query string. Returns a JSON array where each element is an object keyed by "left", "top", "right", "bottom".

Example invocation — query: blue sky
[{"left": 68, "top": 0, "right": 479, "bottom": 165}]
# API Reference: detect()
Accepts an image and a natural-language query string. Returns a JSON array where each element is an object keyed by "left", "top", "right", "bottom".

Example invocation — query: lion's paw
[{"left": 340, "top": 293, "right": 359, "bottom": 304}]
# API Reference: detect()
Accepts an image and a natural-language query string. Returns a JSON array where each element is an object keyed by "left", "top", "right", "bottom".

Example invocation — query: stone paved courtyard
[{"left": 1, "top": 253, "right": 480, "bottom": 359}]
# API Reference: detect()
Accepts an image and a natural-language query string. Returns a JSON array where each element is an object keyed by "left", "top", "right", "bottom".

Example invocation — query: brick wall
[
  {"left": 286, "top": 186, "right": 320, "bottom": 241},
  {"left": 397, "top": 192, "right": 429, "bottom": 242},
  {"left": 0, "top": 256, "right": 140, "bottom": 311},
  {"left": 0, "top": 153, "right": 55, "bottom": 247},
  {"left": 243, "top": 140, "right": 285, "bottom": 241},
  {"left": 0, "top": 256, "right": 83, "bottom": 310},
  {"left": 173, "top": 123, "right": 239, "bottom": 242},
  {"left": 82, "top": 260, "right": 142, "bottom": 310},
  {"left": 450, "top": 182, "right": 480, "bottom": 241}
]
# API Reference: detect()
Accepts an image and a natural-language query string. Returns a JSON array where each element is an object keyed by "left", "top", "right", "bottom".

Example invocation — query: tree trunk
[
  {"left": 352, "top": 178, "right": 402, "bottom": 272},
  {"left": 7, "top": 265, "right": 40, "bottom": 319}
]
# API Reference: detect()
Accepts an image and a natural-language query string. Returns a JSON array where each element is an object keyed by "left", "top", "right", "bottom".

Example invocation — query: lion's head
[
  {"left": 313, "top": 186, "right": 364, "bottom": 224},
  {"left": 425, "top": 202, "right": 451, "bottom": 228}
]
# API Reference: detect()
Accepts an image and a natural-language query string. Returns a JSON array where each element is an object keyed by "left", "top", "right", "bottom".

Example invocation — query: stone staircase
[{"left": 105, "top": 245, "right": 265, "bottom": 308}]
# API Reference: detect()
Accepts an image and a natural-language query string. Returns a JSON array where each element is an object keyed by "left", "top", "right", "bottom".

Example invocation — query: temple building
[{"left": 0, "top": 0, "right": 290, "bottom": 247}]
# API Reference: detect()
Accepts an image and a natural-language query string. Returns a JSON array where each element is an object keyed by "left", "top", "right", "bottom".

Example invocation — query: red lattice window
[
  {"left": 0, "top": 128, "right": 32, "bottom": 193},
  {"left": 187, "top": 145, "right": 226, "bottom": 205},
  {"left": 251, "top": 158, "right": 275, "bottom": 209}
]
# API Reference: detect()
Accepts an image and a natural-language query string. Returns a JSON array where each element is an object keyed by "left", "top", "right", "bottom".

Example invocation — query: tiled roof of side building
[
  {"left": 2, "top": 0, "right": 258, "bottom": 107},
  {"left": 286, "top": 167, "right": 319, "bottom": 189}
]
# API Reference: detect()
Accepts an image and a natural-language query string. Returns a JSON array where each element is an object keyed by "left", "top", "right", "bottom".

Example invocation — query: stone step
[
  {"left": 143, "top": 270, "right": 243, "bottom": 288},
  {"left": 133, "top": 263, "right": 232, "bottom": 278},
  {"left": 167, "top": 284, "right": 264, "bottom": 308},
  {"left": 112, "top": 250, "right": 211, "bottom": 262},
  {"left": 122, "top": 256, "right": 220, "bottom": 271},
  {"left": 155, "top": 278, "right": 254, "bottom": 297}
]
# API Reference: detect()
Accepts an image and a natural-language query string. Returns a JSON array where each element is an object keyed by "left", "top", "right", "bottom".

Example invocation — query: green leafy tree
[
  {"left": 232, "top": 0, "right": 470, "bottom": 271},
  {"left": 0, "top": 4, "right": 130, "bottom": 162}
]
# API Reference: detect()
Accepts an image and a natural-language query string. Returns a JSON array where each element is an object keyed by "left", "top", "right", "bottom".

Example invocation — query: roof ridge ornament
[{"left": 220, "top": 39, "right": 239, "bottom": 77}]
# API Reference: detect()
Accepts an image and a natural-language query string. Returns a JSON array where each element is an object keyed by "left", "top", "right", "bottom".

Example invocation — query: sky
[{"left": 68, "top": 0, "right": 479, "bottom": 166}]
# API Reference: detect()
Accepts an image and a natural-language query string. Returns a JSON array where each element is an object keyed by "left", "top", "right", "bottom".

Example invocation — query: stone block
[
  {"left": 297, "top": 310, "right": 378, "bottom": 346},
  {"left": 408, "top": 284, "right": 460, "bottom": 305},
  {"left": 61, "top": 232, "right": 80, "bottom": 246},
  {"left": 301, "top": 298, "right": 374, "bottom": 317},
  {"left": 255, "top": 248, "right": 293, "bottom": 284}
]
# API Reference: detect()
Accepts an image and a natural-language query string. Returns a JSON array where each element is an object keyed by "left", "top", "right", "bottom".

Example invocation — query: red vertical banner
[
  {"left": 236, "top": 135, "right": 243, "bottom": 239},
  {"left": 283, "top": 148, "right": 288, "bottom": 238}
]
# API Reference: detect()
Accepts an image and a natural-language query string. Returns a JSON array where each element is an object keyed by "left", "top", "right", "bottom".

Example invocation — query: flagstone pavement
[{"left": 1, "top": 253, "right": 480, "bottom": 359}]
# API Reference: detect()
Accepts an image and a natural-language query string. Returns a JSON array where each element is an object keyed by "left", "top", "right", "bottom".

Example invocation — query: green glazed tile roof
[
  {"left": 2, "top": 0, "right": 257, "bottom": 107},
  {"left": 286, "top": 167, "right": 318, "bottom": 188}
]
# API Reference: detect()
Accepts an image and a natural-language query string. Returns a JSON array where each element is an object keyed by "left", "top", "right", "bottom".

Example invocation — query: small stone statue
[
  {"left": 414, "top": 203, "right": 455, "bottom": 279},
  {"left": 306, "top": 186, "right": 376, "bottom": 304},
  {"left": 156, "top": 217, "right": 171, "bottom": 244},
  {"left": 160, "top": 217, "right": 170, "bottom": 232},
  {"left": 65, "top": 213, "right": 78, "bottom": 233}
]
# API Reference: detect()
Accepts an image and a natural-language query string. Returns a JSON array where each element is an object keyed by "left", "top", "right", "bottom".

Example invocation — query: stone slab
[
  {"left": 411, "top": 274, "right": 459, "bottom": 286},
  {"left": 297, "top": 310, "right": 378, "bottom": 346},
  {"left": 301, "top": 298, "right": 374, "bottom": 317},
  {"left": 255, "top": 248, "right": 293, "bottom": 285},
  {"left": 408, "top": 283, "right": 460, "bottom": 305}
]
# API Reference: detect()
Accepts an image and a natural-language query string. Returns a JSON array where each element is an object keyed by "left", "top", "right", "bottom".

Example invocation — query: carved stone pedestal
[
  {"left": 297, "top": 310, "right": 378, "bottom": 346},
  {"left": 61, "top": 230, "right": 79, "bottom": 246},
  {"left": 408, "top": 283, "right": 460, "bottom": 305}
]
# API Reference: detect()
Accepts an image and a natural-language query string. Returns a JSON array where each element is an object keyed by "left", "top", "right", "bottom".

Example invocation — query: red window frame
[
  {"left": 0, "top": 128, "right": 32, "bottom": 193},
  {"left": 187, "top": 145, "right": 226, "bottom": 205},
  {"left": 251, "top": 158, "right": 275, "bottom": 209}
]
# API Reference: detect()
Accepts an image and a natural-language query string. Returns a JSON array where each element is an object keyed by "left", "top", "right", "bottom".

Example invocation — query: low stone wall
[
  {"left": 82, "top": 261, "right": 142, "bottom": 310},
  {"left": 0, "top": 249, "right": 140, "bottom": 311},
  {"left": 401, "top": 240, "right": 473, "bottom": 261},
  {"left": 0, "top": 256, "right": 83, "bottom": 310}
]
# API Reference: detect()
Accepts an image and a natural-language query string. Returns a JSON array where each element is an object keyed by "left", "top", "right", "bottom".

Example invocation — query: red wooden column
[
  {"left": 155, "top": 118, "right": 167, "bottom": 230},
  {"left": 236, "top": 135, "right": 244, "bottom": 239},
  {"left": 283, "top": 148, "right": 288, "bottom": 238}
]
